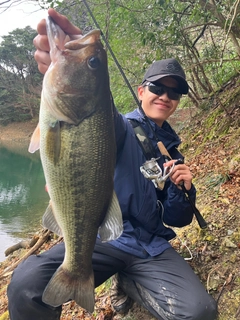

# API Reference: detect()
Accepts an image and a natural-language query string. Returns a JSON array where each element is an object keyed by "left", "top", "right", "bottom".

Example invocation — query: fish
[{"left": 28, "top": 16, "right": 123, "bottom": 313}]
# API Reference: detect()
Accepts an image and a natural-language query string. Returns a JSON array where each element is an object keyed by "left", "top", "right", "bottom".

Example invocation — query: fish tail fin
[{"left": 42, "top": 265, "right": 95, "bottom": 313}]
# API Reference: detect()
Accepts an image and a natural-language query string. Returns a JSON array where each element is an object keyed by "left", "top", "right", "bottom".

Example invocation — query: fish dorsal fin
[
  {"left": 42, "top": 201, "right": 63, "bottom": 237},
  {"left": 28, "top": 123, "right": 40, "bottom": 153},
  {"left": 98, "top": 191, "right": 123, "bottom": 242}
]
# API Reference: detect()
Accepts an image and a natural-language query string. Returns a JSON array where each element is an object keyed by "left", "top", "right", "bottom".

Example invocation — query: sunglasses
[{"left": 145, "top": 82, "right": 182, "bottom": 100}]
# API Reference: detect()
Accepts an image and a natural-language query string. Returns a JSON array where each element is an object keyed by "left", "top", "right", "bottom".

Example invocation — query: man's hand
[
  {"left": 33, "top": 8, "right": 82, "bottom": 74},
  {"left": 163, "top": 160, "right": 193, "bottom": 191}
]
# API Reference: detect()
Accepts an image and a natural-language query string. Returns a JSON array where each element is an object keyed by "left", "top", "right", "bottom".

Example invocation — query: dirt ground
[{"left": 0, "top": 115, "right": 240, "bottom": 320}]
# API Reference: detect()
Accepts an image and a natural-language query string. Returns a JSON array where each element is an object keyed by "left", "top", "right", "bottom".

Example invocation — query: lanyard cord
[{"left": 82, "top": 0, "right": 140, "bottom": 108}]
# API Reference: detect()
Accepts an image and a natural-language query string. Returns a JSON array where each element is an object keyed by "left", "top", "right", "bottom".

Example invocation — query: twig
[
  {"left": 216, "top": 273, "right": 233, "bottom": 304},
  {"left": 216, "top": 280, "right": 226, "bottom": 304},
  {"left": 0, "top": 229, "right": 52, "bottom": 280},
  {"left": 4, "top": 237, "right": 38, "bottom": 257},
  {"left": 206, "top": 264, "right": 220, "bottom": 293},
  {"left": 235, "top": 305, "right": 240, "bottom": 319}
]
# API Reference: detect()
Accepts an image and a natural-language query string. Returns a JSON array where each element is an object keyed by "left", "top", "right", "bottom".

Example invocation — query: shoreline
[
  {"left": 0, "top": 121, "right": 37, "bottom": 156},
  {"left": 0, "top": 121, "right": 37, "bottom": 142}
]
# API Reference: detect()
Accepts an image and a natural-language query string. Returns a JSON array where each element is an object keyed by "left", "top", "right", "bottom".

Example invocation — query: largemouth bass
[{"left": 29, "top": 16, "right": 123, "bottom": 313}]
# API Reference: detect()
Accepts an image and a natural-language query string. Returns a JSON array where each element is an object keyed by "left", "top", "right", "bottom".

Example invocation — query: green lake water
[{"left": 0, "top": 144, "right": 49, "bottom": 262}]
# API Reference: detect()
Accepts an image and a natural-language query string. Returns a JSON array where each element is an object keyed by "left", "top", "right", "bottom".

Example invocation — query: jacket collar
[{"left": 126, "top": 108, "right": 181, "bottom": 148}]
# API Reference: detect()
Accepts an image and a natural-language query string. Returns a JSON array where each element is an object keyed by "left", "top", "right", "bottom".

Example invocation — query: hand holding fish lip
[{"left": 33, "top": 8, "right": 82, "bottom": 74}]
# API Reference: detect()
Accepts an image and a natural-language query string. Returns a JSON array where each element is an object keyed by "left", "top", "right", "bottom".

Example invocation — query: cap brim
[{"left": 145, "top": 74, "right": 189, "bottom": 94}]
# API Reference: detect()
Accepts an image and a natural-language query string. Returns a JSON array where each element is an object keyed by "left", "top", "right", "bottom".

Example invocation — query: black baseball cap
[{"left": 142, "top": 58, "right": 189, "bottom": 94}]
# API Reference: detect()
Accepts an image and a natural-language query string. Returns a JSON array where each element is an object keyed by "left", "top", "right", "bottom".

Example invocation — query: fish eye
[{"left": 88, "top": 56, "right": 100, "bottom": 70}]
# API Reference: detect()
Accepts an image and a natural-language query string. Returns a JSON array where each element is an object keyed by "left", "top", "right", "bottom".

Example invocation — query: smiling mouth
[{"left": 154, "top": 102, "right": 170, "bottom": 109}]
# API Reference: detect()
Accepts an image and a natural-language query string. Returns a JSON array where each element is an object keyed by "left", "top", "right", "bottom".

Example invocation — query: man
[{"left": 7, "top": 9, "right": 217, "bottom": 320}]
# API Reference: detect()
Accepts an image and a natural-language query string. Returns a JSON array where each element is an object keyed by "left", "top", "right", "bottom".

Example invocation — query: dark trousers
[{"left": 7, "top": 239, "right": 217, "bottom": 320}]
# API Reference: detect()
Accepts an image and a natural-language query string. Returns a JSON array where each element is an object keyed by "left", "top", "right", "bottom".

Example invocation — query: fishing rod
[
  {"left": 81, "top": 0, "right": 208, "bottom": 229},
  {"left": 81, "top": 0, "right": 140, "bottom": 108}
]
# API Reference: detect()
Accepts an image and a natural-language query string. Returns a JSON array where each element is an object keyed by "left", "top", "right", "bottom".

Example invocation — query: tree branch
[{"left": 192, "top": 24, "right": 208, "bottom": 47}]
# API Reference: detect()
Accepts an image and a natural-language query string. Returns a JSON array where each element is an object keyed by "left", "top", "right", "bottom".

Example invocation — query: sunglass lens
[
  {"left": 148, "top": 85, "right": 165, "bottom": 96},
  {"left": 148, "top": 84, "right": 181, "bottom": 100},
  {"left": 168, "top": 91, "right": 181, "bottom": 100}
]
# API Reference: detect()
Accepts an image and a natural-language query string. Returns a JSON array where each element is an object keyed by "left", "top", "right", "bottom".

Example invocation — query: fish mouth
[
  {"left": 46, "top": 16, "right": 101, "bottom": 60},
  {"left": 47, "top": 16, "right": 68, "bottom": 56}
]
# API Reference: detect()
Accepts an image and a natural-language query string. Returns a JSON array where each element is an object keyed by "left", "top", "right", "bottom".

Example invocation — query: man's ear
[{"left": 137, "top": 86, "right": 144, "bottom": 100}]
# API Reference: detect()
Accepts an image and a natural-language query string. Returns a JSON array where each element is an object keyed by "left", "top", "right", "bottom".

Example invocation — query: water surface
[{"left": 0, "top": 144, "right": 49, "bottom": 261}]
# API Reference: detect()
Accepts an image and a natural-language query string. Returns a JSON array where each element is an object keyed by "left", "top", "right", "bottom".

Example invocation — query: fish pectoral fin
[
  {"left": 42, "top": 265, "right": 95, "bottom": 313},
  {"left": 28, "top": 123, "right": 40, "bottom": 153},
  {"left": 42, "top": 201, "right": 63, "bottom": 237},
  {"left": 98, "top": 191, "right": 123, "bottom": 242}
]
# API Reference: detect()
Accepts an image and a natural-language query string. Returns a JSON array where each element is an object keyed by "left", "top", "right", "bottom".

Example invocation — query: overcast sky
[{"left": 0, "top": 1, "right": 47, "bottom": 38}]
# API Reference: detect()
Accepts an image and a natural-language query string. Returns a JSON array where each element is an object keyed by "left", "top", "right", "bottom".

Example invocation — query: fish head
[{"left": 43, "top": 17, "right": 110, "bottom": 125}]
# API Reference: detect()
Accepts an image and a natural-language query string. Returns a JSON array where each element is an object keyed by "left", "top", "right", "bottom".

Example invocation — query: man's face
[{"left": 138, "top": 77, "right": 181, "bottom": 127}]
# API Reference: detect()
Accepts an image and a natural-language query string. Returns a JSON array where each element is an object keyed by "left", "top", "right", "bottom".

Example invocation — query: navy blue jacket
[{"left": 110, "top": 107, "right": 196, "bottom": 258}]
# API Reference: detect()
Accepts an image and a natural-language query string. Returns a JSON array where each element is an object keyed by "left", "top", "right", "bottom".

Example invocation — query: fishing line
[{"left": 81, "top": 0, "right": 140, "bottom": 108}]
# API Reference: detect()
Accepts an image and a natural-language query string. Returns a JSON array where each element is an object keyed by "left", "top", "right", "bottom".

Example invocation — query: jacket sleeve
[{"left": 162, "top": 182, "right": 196, "bottom": 227}]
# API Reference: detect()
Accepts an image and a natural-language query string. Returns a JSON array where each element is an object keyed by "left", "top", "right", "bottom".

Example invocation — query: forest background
[
  {"left": 0, "top": 0, "right": 240, "bottom": 320},
  {"left": 0, "top": 0, "right": 239, "bottom": 124}
]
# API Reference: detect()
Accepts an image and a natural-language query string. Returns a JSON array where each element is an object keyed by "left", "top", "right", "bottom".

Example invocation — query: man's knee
[
  {"left": 118, "top": 274, "right": 218, "bottom": 320},
  {"left": 8, "top": 243, "right": 64, "bottom": 296},
  {"left": 8, "top": 254, "right": 50, "bottom": 308},
  {"left": 190, "top": 295, "right": 218, "bottom": 320},
  {"left": 7, "top": 243, "right": 65, "bottom": 320}
]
